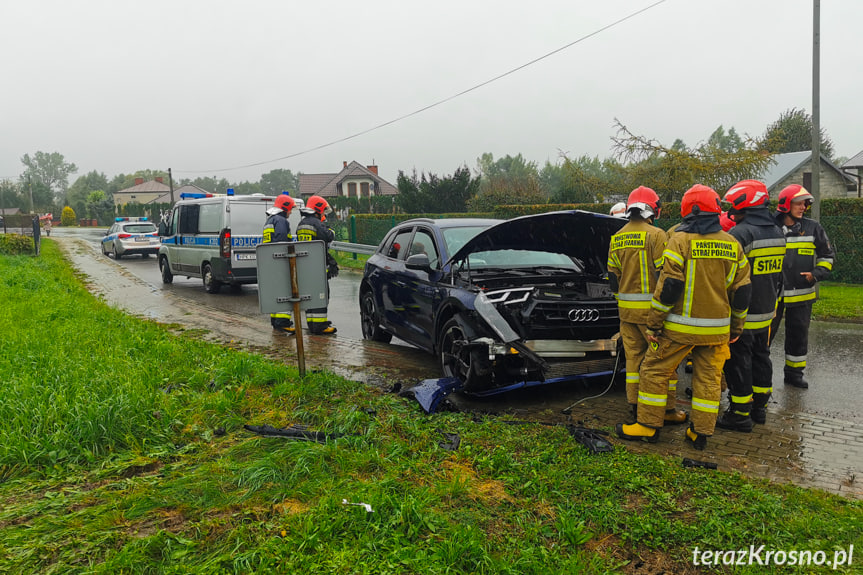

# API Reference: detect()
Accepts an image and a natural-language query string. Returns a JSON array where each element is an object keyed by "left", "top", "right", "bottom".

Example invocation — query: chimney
[
  {"left": 367, "top": 165, "right": 378, "bottom": 175},
  {"left": 134, "top": 177, "right": 144, "bottom": 185},
  {"left": 343, "top": 161, "right": 347, "bottom": 168},
  {"left": 155, "top": 177, "right": 163, "bottom": 184}
]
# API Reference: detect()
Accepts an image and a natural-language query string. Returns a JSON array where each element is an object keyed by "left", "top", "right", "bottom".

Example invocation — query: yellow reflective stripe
[
  {"left": 651, "top": 298, "right": 672, "bottom": 312},
  {"left": 626, "top": 373, "right": 639, "bottom": 384},
  {"left": 684, "top": 259, "right": 696, "bottom": 316},
  {"left": 785, "top": 358, "right": 806, "bottom": 368},
  {"left": 816, "top": 259, "right": 833, "bottom": 270},
  {"left": 663, "top": 321, "right": 730, "bottom": 335},
  {"left": 784, "top": 292, "right": 816, "bottom": 304},
  {"left": 307, "top": 317, "right": 329, "bottom": 323},
  {"left": 730, "top": 394, "right": 753, "bottom": 404},
  {"left": 744, "top": 317, "right": 773, "bottom": 330},
  {"left": 639, "top": 250, "right": 649, "bottom": 294},
  {"left": 653, "top": 255, "right": 664, "bottom": 268},
  {"left": 617, "top": 293, "right": 653, "bottom": 301},
  {"left": 752, "top": 385, "right": 772, "bottom": 394},
  {"left": 668, "top": 379, "right": 678, "bottom": 391},
  {"left": 731, "top": 308, "right": 748, "bottom": 319},
  {"left": 664, "top": 249, "right": 684, "bottom": 267},
  {"left": 691, "top": 397, "right": 720, "bottom": 413},
  {"left": 786, "top": 239, "right": 815, "bottom": 249},
  {"left": 638, "top": 391, "right": 667, "bottom": 406},
  {"left": 749, "top": 246, "right": 786, "bottom": 258},
  {"left": 618, "top": 300, "right": 652, "bottom": 309},
  {"left": 271, "top": 313, "right": 292, "bottom": 319}
]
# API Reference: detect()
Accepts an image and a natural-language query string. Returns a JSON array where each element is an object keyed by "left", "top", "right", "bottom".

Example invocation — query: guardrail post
[{"left": 350, "top": 215, "right": 357, "bottom": 260}]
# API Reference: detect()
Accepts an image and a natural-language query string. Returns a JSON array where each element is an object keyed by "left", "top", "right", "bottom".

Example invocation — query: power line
[{"left": 176, "top": 0, "right": 667, "bottom": 175}]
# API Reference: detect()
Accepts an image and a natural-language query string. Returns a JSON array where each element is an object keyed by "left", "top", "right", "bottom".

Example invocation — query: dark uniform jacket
[
  {"left": 774, "top": 213, "right": 834, "bottom": 306},
  {"left": 728, "top": 208, "right": 785, "bottom": 332},
  {"left": 296, "top": 213, "right": 338, "bottom": 278},
  {"left": 263, "top": 212, "right": 291, "bottom": 244}
]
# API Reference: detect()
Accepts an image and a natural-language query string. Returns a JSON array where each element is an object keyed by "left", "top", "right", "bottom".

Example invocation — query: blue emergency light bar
[
  {"left": 115, "top": 217, "right": 148, "bottom": 222},
  {"left": 179, "top": 192, "right": 215, "bottom": 199}
]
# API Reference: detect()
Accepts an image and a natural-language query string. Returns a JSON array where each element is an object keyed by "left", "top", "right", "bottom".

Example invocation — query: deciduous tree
[
  {"left": 759, "top": 107, "right": 835, "bottom": 160},
  {"left": 20, "top": 151, "right": 78, "bottom": 204}
]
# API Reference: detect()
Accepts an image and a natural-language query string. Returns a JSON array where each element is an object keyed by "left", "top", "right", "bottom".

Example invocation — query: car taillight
[
  {"left": 220, "top": 228, "right": 231, "bottom": 258},
  {"left": 118, "top": 233, "right": 132, "bottom": 238}
]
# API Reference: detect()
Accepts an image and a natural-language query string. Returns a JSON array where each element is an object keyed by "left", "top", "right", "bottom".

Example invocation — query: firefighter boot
[
  {"left": 320, "top": 324, "right": 338, "bottom": 335},
  {"left": 664, "top": 408, "right": 689, "bottom": 425},
  {"left": 628, "top": 404, "right": 638, "bottom": 424},
  {"left": 684, "top": 424, "right": 708, "bottom": 451},
  {"left": 751, "top": 406, "right": 767, "bottom": 424},
  {"left": 715, "top": 408, "right": 754, "bottom": 433},
  {"left": 615, "top": 423, "right": 660, "bottom": 444},
  {"left": 784, "top": 376, "right": 809, "bottom": 389}
]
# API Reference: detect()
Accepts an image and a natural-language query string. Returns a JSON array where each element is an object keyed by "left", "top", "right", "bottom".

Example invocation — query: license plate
[
  {"left": 134, "top": 237, "right": 148, "bottom": 242},
  {"left": 236, "top": 253, "right": 256, "bottom": 261}
]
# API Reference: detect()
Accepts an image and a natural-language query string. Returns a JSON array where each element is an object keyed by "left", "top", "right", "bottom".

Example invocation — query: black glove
[{"left": 326, "top": 252, "right": 339, "bottom": 279}]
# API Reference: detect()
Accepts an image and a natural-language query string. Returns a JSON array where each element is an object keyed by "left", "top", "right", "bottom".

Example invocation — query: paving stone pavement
[{"left": 562, "top": 378, "right": 863, "bottom": 500}]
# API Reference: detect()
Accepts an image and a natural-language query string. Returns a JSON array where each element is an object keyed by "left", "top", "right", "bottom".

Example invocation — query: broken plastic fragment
[{"left": 341, "top": 499, "right": 373, "bottom": 513}]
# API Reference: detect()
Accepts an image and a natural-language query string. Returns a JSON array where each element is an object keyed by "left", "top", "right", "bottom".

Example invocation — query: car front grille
[
  {"left": 543, "top": 356, "right": 619, "bottom": 379},
  {"left": 522, "top": 299, "right": 620, "bottom": 340}
]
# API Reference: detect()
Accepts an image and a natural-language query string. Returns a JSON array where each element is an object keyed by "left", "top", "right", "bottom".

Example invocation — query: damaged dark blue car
[{"left": 359, "top": 210, "right": 626, "bottom": 396}]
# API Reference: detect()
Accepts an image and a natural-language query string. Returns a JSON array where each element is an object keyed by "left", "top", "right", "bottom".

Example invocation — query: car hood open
[{"left": 446, "top": 210, "right": 626, "bottom": 276}]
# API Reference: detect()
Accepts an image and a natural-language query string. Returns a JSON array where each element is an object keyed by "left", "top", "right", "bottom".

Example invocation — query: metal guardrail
[{"left": 331, "top": 240, "right": 377, "bottom": 255}]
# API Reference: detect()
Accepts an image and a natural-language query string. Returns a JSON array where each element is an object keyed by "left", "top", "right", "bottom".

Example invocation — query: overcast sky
[{"left": 2, "top": 0, "right": 861, "bottom": 188}]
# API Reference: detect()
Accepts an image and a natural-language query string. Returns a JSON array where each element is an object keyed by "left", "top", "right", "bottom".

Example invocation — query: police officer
[
  {"left": 769, "top": 185, "right": 835, "bottom": 389},
  {"left": 716, "top": 180, "right": 785, "bottom": 430},
  {"left": 263, "top": 193, "right": 296, "bottom": 333},
  {"left": 607, "top": 186, "right": 687, "bottom": 426},
  {"left": 616, "top": 185, "right": 751, "bottom": 450},
  {"left": 296, "top": 195, "right": 338, "bottom": 335}
]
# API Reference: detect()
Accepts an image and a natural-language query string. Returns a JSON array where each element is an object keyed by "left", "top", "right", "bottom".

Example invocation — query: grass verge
[
  {"left": 812, "top": 282, "right": 863, "bottom": 321},
  {"left": 0, "top": 242, "right": 860, "bottom": 574}
]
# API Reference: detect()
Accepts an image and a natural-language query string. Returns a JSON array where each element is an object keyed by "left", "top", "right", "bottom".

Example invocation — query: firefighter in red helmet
[
  {"left": 607, "top": 186, "right": 687, "bottom": 426},
  {"left": 768, "top": 185, "right": 835, "bottom": 388},
  {"left": 715, "top": 180, "right": 785, "bottom": 430},
  {"left": 617, "top": 184, "right": 751, "bottom": 450},
  {"left": 296, "top": 195, "right": 338, "bottom": 335},
  {"left": 263, "top": 193, "right": 296, "bottom": 333}
]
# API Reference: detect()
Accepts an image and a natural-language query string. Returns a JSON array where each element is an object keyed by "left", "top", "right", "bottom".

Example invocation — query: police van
[{"left": 158, "top": 190, "right": 303, "bottom": 293}]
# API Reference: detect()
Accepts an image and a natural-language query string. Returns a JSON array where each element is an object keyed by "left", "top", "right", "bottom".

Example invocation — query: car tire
[
  {"left": 114, "top": 249, "right": 122, "bottom": 260},
  {"left": 360, "top": 290, "right": 392, "bottom": 343},
  {"left": 101, "top": 243, "right": 108, "bottom": 257},
  {"left": 159, "top": 256, "right": 173, "bottom": 284},
  {"left": 439, "top": 316, "right": 492, "bottom": 392},
  {"left": 202, "top": 263, "right": 221, "bottom": 294}
]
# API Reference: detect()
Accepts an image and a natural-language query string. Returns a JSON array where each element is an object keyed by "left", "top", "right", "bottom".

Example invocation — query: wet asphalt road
[{"left": 53, "top": 227, "right": 863, "bottom": 424}]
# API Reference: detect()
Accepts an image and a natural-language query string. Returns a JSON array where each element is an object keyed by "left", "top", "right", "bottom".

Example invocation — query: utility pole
[
  {"left": 811, "top": 0, "right": 821, "bottom": 221},
  {"left": 168, "top": 168, "right": 175, "bottom": 204}
]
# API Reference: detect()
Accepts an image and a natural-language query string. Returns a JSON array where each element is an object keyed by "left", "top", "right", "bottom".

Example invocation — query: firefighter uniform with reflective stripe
[
  {"left": 638, "top": 230, "right": 751, "bottom": 436},
  {"left": 263, "top": 211, "right": 293, "bottom": 329},
  {"left": 607, "top": 219, "right": 677, "bottom": 410},
  {"left": 723, "top": 208, "right": 785, "bottom": 416},
  {"left": 296, "top": 213, "right": 336, "bottom": 334},
  {"left": 769, "top": 215, "right": 834, "bottom": 384}
]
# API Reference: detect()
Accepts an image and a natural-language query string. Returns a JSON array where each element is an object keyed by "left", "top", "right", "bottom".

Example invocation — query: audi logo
[{"left": 568, "top": 308, "right": 600, "bottom": 322}]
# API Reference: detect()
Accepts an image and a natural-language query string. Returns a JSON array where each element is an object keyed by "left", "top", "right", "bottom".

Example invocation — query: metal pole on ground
[{"left": 288, "top": 243, "right": 306, "bottom": 376}]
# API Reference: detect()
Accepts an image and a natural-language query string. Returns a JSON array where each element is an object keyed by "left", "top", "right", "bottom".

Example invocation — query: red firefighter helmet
[
  {"left": 776, "top": 184, "right": 813, "bottom": 213},
  {"left": 723, "top": 180, "right": 769, "bottom": 213},
  {"left": 625, "top": 186, "right": 661, "bottom": 219},
  {"left": 306, "top": 195, "right": 333, "bottom": 218},
  {"left": 274, "top": 194, "right": 295, "bottom": 213},
  {"left": 681, "top": 184, "right": 722, "bottom": 217}
]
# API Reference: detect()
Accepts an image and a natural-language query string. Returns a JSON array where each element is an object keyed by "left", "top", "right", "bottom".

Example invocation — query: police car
[
  {"left": 158, "top": 190, "right": 303, "bottom": 293},
  {"left": 101, "top": 217, "right": 160, "bottom": 259}
]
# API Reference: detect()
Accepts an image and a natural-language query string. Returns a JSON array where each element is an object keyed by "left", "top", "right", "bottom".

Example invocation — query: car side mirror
[
  {"left": 405, "top": 253, "right": 432, "bottom": 273},
  {"left": 158, "top": 221, "right": 168, "bottom": 236},
  {"left": 104, "top": 230, "right": 109, "bottom": 236}
]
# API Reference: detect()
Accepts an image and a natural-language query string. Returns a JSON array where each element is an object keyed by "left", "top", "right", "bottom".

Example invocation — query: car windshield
[
  {"left": 442, "top": 225, "right": 581, "bottom": 270},
  {"left": 123, "top": 224, "right": 157, "bottom": 233}
]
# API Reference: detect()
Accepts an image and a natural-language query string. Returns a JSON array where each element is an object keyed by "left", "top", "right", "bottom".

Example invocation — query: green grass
[
  {"left": 813, "top": 282, "right": 863, "bottom": 321},
  {"left": 0, "top": 241, "right": 860, "bottom": 574},
  {"left": 332, "top": 249, "right": 369, "bottom": 271}
]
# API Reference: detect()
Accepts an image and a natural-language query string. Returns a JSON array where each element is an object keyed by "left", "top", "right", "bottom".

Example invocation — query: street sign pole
[{"left": 288, "top": 243, "right": 306, "bottom": 376}]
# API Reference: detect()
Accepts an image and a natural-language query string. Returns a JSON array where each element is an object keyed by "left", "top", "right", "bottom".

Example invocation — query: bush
[
  {"left": 61, "top": 206, "right": 76, "bottom": 227},
  {"left": 0, "top": 233, "right": 34, "bottom": 255}
]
